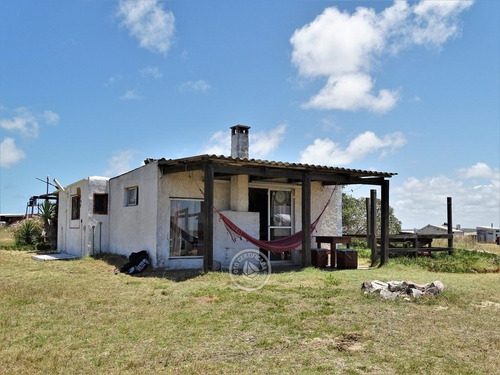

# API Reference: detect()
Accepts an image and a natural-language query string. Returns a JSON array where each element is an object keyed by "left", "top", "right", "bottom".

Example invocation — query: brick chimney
[
  {"left": 229, "top": 125, "right": 250, "bottom": 211},
  {"left": 230, "top": 125, "right": 250, "bottom": 159}
]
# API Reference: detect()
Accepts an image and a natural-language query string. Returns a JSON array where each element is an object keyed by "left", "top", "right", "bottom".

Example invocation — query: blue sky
[{"left": 1, "top": 0, "right": 498, "bottom": 229}]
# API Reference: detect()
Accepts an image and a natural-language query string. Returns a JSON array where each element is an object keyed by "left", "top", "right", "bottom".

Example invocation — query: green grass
[
  {"left": 391, "top": 248, "right": 500, "bottom": 273},
  {"left": 1, "top": 251, "right": 499, "bottom": 374}
]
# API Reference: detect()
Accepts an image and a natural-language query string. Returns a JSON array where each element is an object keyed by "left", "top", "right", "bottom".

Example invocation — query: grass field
[{"left": 1, "top": 248, "right": 499, "bottom": 375}]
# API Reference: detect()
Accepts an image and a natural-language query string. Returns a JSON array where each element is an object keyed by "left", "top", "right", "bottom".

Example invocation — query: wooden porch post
[
  {"left": 369, "top": 189, "right": 377, "bottom": 266},
  {"left": 447, "top": 197, "right": 454, "bottom": 255},
  {"left": 203, "top": 163, "right": 214, "bottom": 272},
  {"left": 380, "top": 180, "right": 390, "bottom": 266},
  {"left": 302, "top": 172, "right": 311, "bottom": 267}
]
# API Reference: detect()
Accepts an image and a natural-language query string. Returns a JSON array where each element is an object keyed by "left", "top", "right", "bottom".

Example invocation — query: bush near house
[{"left": 12, "top": 218, "right": 43, "bottom": 247}]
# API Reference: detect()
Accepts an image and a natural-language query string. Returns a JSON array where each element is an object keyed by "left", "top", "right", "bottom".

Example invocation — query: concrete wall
[
  {"left": 57, "top": 177, "right": 109, "bottom": 257},
  {"left": 477, "top": 227, "right": 500, "bottom": 243},
  {"left": 58, "top": 164, "right": 343, "bottom": 270},
  {"left": 156, "top": 170, "right": 231, "bottom": 269},
  {"left": 291, "top": 183, "right": 342, "bottom": 263},
  {"left": 108, "top": 162, "right": 159, "bottom": 266},
  {"left": 213, "top": 210, "right": 259, "bottom": 269}
]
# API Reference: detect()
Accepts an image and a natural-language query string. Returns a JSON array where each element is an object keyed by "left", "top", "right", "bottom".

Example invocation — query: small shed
[{"left": 476, "top": 226, "right": 500, "bottom": 243}]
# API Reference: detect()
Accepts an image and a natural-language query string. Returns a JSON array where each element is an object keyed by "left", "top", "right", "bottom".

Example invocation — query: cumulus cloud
[
  {"left": 299, "top": 131, "right": 406, "bottom": 166},
  {"left": 203, "top": 124, "right": 287, "bottom": 159},
  {"left": 117, "top": 0, "right": 175, "bottom": 55},
  {"left": 179, "top": 80, "right": 211, "bottom": 93},
  {"left": 140, "top": 66, "right": 163, "bottom": 79},
  {"left": 251, "top": 124, "right": 287, "bottom": 159},
  {"left": 457, "top": 162, "right": 499, "bottom": 180},
  {"left": 0, "top": 138, "right": 26, "bottom": 168},
  {"left": 104, "top": 150, "right": 138, "bottom": 177},
  {"left": 303, "top": 73, "right": 399, "bottom": 113},
  {"left": 0, "top": 106, "right": 59, "bottom": 138},
  {"left": 290, "top": 0, "right": 473, "bottom": 112},
  {"left": 203, "top": 130, "right": 229, "bottom": 156},
  {"left": 394, "top": 166, "right": 499, "bottom": 228},
  {"left": 42, "top": 110, "right": 60, "bottom": 125}
]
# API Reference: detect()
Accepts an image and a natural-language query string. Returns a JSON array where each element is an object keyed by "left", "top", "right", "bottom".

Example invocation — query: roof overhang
[{"left": 158, "top": 155, "right": 396, "bottom": 186}]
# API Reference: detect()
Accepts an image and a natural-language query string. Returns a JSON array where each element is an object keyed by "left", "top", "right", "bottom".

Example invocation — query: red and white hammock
[
  {"left": 192, "top": 172, "right": 337, "bottom": 254},
  {"left": 215, "top": 209, "right": 325, "bottom": 253}
]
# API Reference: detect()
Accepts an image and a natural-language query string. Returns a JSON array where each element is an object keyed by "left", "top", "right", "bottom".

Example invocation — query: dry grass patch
[{"left": 1, "top": 251, "right": 499, "bottom": 374}]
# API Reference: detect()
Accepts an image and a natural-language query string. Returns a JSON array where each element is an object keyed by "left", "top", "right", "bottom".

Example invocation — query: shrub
[{"left": 13, "top": 219, "right": 43, "bottom": 247}]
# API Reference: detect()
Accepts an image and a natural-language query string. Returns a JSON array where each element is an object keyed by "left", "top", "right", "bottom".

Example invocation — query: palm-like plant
[
  {"left": 38, "top": 200, "right": 57, "bottom": 249},
  {"left": 14, "top": 219, "right": 43, "bottom": 247},
  {"left": 38, "top": 200, "right": 56, "bottom": 227}
]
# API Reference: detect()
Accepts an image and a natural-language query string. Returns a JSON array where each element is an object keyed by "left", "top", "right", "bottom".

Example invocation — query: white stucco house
[{"left": 56, "top": 125, "right": 395, "bottom": 271}]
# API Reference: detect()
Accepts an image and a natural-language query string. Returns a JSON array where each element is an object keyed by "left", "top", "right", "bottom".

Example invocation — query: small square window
[
  {"left": 94, "top": 194, "right": 108, "bottom": 214},
  {"left": 125, "top": 187, "right": 138, "bottom": 206}
]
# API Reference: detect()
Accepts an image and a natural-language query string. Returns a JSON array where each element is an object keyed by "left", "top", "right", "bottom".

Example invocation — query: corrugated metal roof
[{"left": 157, "top": 154, "right": 396, "bottom": 178}]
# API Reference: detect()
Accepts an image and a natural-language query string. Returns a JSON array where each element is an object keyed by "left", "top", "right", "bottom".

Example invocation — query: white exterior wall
[
  {"left": 477, "top": 227, "right": 500, "bottom": 243},
  {"left": 292, "top": 182, "right": 342, "bottom": 264},
  {"left": 156, "top": 170, "right": 231, "bottom": 269},
  {"left": 108, "top": 162, "right": 159, "bottom": 266},
  {"left": 214, "top": 210, "right": 259, "bottom": 269},
  {"left": 87, "top": 177, "right": 110, "bottom": 254},
  {"left": 57, "top": 177, "right": 109, "bottom": 257},
  {"left": 58, "top": 165, "right": 343, "bottom": 270}
]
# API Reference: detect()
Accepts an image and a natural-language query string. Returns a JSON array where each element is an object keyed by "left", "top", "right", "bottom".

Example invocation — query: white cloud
[
  {"left": 0, "top": 106, "right": 60, "bottom": 138},
  {"left": 117, "top": 0, "right": 175, "bottom": 55},
  {"left": 203, "top": 124, "right": 287, "bottom": 159},
  {"left": 0, "top": 107, "right": 39, "bottom": 137},
  {"left": 140, "top": 66, "right": 163, "bottom": 79},
  {"left": 303, "top": 73, "right": 398, "bottom": 113},
  {"left": 203, "top": 130, "right": 228, "bottom": 156},
  {"left": 104, "top": 150, "right": 137, "bottom": 177},
  {"left": 290, "top": 0, "right": 473, "bottom": 112},
  {"left": 42, "top": 110, "right": 60, "bottom": 125},
  {"left": 179, "top": 80, "right": 211, "bottom": 93},
  {"left": 251, "top": 124, "right": 287, "bottom": 159},
  {"left": 412, "top": 0, "right": 474, "bottom": 45},
  {"left": 300, "top": 131, "right": 406, "bottom": 165},
  {"left": 457, "top": 162, "right": 498, "bottom": 179},
  {"left": 394, "top": 166, "right": 499, "bottom": 228},
  {"left": 120, "top": 89, "right": 140, "bottom": 100},
  {"left": 0, "top": 138, "right": 25, "bottom": 168}
]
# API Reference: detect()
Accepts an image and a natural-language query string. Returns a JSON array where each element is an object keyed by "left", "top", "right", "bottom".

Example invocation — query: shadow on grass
[
  {"left": 92, "top": 252, "right": 307, "bottom": 281},
  {"left": 92, "top": 253, "right": 204, "bottom": 282}
]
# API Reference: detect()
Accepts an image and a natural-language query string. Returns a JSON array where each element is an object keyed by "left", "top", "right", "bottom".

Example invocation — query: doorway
[{"left": 249, "top": 188, "right": 293, "bottom": 262}]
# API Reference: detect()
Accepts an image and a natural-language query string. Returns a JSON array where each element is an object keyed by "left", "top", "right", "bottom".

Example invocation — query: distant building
[
  {"left": 417, "top": 224, "right": 464, "bottom": 237},
  {"left": 476, "top": 226, "right": 500, "bottom": 243},
  {"left": 0, "top": 214, "right": 25, "bottom": 226}
]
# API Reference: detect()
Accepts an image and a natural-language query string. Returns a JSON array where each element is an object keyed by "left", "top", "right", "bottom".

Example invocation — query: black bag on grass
[{"left": 120, "top": 250, "right": 150, "bottom": 274}]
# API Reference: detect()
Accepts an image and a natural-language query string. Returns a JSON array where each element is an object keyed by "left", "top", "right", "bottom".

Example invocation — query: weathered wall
[
  {"left": 57, "top": 179, "right": 86, "bottom": 257},
  {"left": 156, "top": 170, "right": 231, "bottom": 269},
  {"left": 108, "top": 162, "right": 159, "bottom": 266},
  {"left": 213, "top": 210, "right": 259, "bottom": 269},
  {"left": 57, "top": 177, "right": 109, "bottom": 257},
  {"left": 291, "top": 183, "right": 342, "bottom": 262},
  {"left": 86, "top": 177, "right": 110, "bottom": 254}
]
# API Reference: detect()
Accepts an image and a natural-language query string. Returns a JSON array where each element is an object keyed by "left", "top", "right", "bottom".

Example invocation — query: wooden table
[{"left": 314, "top": 236, "right": 352, "bottom": 268}]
